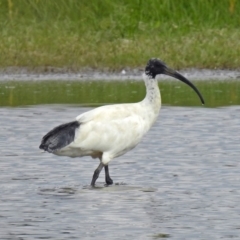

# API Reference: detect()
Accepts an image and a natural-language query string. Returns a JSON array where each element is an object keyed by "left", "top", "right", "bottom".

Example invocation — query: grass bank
[{"left": 0, "top": 0, "right": 240, "bottom": 70}]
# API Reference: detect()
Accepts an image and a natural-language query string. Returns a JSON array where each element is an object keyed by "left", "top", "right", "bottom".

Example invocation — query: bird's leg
[
  {"left": 104, "top": 165, "right": 113, "bottom": 185},
  {"left": 91, "top": 162, "right": 104, "bottom": 186}
]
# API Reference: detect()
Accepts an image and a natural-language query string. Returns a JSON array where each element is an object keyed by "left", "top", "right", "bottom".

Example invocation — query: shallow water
[
  {"left": 1, "top": 80, "right": 240, "bottom": 107},
  {"left": 1, "top": 102, "right": 240, "bottom": 239},
  {"left": 1, "top": 79, "right": 240, "bottom": 239}
]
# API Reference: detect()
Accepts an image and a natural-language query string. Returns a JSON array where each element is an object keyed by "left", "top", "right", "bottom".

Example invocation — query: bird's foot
[{"left": 105, "top": 177, "right": 113, "bottom": 185}]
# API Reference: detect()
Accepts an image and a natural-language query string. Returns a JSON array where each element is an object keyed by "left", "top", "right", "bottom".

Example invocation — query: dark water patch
[
  {"left": 152, "top": 233, "right": 171, "bottom": 238},
  {"left": 1, "top": 80, "right": 240, "bottom": 107},
  {"left": 39, "top": 187, "right": 77, "bottom": 196}
]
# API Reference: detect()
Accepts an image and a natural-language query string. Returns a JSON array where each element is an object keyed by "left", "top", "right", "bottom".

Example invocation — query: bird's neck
[{"left": 142, "top": 73, "right": 161, "bottom": 112}]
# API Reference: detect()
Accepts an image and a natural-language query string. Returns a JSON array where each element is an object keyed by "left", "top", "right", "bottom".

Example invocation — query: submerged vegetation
[{"left": 0, "top": 0, "right": 239, "bottom": 70}]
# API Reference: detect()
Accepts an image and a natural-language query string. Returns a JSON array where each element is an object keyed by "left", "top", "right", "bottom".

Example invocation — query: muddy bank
[{"left": 0, "top": 67, "right": 240, "bottom": 81}]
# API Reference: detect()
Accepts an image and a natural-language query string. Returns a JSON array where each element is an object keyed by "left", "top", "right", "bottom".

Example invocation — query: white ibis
[{"left": 39, "top": 58, "right": 204, "bottom": 186}]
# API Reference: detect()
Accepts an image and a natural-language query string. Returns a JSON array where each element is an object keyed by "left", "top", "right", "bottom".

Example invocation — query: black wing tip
[
  {"left": 39, "top": 121, "right": 80, "bottom": 153},
  {"left": 39, "top": 143, "right": 54, "bottom": 153},
  {"left": 39, "top": 143, "right": 44, "bottom": 150}
]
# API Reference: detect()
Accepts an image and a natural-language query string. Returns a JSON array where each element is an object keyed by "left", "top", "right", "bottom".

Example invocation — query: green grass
[{"left": 0, "top": 0, "right": 240, "bottom": 70}]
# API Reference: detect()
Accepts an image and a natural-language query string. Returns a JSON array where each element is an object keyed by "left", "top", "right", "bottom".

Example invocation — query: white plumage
[{"left": 40, "top": 58, "right": 204, "bottom": 186}]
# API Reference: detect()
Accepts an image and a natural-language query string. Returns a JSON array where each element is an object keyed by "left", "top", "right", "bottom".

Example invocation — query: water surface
[
  {"left": 1, "top": 80, "right": 240, "bottom": 107},
  {"left": 0, "top": 80, "right": 240, "bottom": 239}
]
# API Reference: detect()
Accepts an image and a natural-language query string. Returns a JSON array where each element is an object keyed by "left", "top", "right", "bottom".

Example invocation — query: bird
[{"left": 39, "top": 58, "right": 204, "bottom": 186}]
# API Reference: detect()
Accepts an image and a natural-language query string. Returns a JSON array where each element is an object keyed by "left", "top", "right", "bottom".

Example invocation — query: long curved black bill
[{"left": 163, "top": 67, "right": 205, "bottom": 105}]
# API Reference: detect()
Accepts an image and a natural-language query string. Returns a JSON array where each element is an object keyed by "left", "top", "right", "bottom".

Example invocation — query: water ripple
[{"left": 0, "top": 105, "right": 240, "bottom": 239}]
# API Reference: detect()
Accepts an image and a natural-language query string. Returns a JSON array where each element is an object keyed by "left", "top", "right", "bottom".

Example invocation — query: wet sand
[{"left": 0, "top": 67, "right": 240, "bottom": 81}]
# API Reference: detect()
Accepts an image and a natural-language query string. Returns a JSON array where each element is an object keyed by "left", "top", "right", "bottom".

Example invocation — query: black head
[
  {"left": 145, "top": 58, "right": 167, "bottom": 78},
  {"left": 145, "top": 58, "right": 205, "bottom": 105}
]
